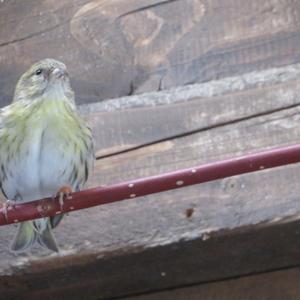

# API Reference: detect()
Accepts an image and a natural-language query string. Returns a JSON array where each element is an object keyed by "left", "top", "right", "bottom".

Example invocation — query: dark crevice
[
  {"left": 127, "top": 81, "right": 135, "bottom": 96},
  {"left": 157, "top": 76, "right": 164, "bottom": 91},
  {"left": 96, "top": 102, "right": 300, "bottom": 160},
  {"left": 107, "top": 264, "right": 300, "bottom": 300},
  {"left": 246, "top": 110, "right": 300, "bottom": 128},
  {"left": 0, "top": 2, "right": 106, "bottom": 48},
  {"left": 118, "top": 0, "right": 180, "bottom": 19},
  {"left": 0, "top": 23, "right": 63, "bottom": 47}
]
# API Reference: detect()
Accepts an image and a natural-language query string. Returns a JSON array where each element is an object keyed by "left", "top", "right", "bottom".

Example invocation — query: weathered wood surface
[
  {"left": 1, "top": 0, "right": 300, "bottom": 105},
  {"left": 1, "top": 64, "right": 300, "bottom": 299},
  {"left": 83, "top": 63, "right": 300, "bottom": 157},
  {"left": 123, "top": 267, "right": 300, "bottom": 300},
  {"left": 4, "top": 220, "right": 300, "bottom": 300}
]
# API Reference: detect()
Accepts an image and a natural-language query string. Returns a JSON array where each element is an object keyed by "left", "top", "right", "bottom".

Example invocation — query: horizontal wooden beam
[
  {"left": 81, "top": 62, "right": 300, "bottom": 157},
  {"left": 123, "top": 267, "right": 300, "bottom": 300},
  {"left": 3, "top": 217, "right": 300, "bottom": 299}
]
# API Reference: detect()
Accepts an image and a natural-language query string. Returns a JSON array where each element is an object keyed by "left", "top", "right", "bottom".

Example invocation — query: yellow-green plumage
[{"left": 1, "top": 59, "right": 94, "bottom": 252}]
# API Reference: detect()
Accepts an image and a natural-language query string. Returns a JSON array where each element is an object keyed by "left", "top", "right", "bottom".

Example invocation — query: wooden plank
[
  {"left": 1, "top": 0, "right": 300, "bottom": 105},
  {"left": 91, "top": 100, "right": 300, "bottom": 185},
  {"left": 122, "top": 267, "right": 300, "bottom": 300},
  {"left": 2, "top": 219, "right": 300, "bottom": 300},
  {"left": 1, "top": 65, "right": 300, "bottom": 298},
  {"left": 83, "top": 63, "right": 300, "bottom": 157}
]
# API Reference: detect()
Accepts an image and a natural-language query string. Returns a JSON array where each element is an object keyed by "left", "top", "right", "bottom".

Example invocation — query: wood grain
[
  {"left": 123, "top": 267, "right": 300, "bottom": 300},
  {"left": 91, "top": 96, "right": 300, "bottom": 185},
  {"left": 1, "top": 64, "right": 300, "bottom": 299},
  {"left": 87, "top": 76, "right": 300, "bottom": 157},
  {"left": 1, "top": 0, "right": 300, "bottom": 105},
  {"left": 3, "top": 218, "right": 300, "bottom": 300}
]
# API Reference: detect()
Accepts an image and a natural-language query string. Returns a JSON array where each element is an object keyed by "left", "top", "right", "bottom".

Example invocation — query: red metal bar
[{"left": 1, "top": 143, "right": 300, "bottom": 226}]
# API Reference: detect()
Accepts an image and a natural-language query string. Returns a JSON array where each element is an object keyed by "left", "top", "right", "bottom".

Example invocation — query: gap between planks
[{"left": 95, "top": 102, "right": 300, "bottom": 160}]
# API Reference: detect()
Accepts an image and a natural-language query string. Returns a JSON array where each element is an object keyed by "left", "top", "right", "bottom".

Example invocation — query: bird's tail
[{"left": 10, "top": 219, "right": 59, "bottom": 253}]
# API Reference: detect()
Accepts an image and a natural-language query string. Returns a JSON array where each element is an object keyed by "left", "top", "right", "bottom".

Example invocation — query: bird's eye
[{"left": 35, "top": 68, "right": 43, "bottom": 75}]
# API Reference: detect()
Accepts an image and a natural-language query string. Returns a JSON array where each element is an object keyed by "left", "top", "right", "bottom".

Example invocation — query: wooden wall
[
  {"left": 1, "top": 1, "right": 300, "bottom": 299},
  {"left": 1, "top": 0, "right": 300, "bottom": 105},
  {"left": 2, "top": 63, "right": 300, "bottom": 299}
]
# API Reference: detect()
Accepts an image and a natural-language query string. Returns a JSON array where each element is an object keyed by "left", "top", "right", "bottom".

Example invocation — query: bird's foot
[
  {"left": 54, "top": 186, "right": 73, "bottom": 211},
  {"left": 2, "top": 200, "right": 16, "bottom": 222}
]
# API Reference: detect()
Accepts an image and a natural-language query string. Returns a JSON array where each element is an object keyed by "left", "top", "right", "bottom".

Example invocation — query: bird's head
[{"left": 13, "top": 58, "right": 74, "bottom": 103}]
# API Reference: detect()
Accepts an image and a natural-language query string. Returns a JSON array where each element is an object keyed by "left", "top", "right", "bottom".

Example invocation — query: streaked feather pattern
[{"left": 1, "top": 59, "right": 94, "bottom": 252}]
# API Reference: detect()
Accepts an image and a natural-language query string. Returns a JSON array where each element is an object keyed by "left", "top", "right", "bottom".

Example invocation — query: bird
[{"left": 0, "top": 58, "right": 94, "bottom": 253}]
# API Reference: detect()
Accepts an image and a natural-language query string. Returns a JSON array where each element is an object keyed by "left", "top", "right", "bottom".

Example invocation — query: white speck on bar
[
  {"left": 176, "top": 180, "right": 184, "bottom": 186},
  {"left": 13, "top": 219, "right": 18, "bottom": 223},
  {"left": 130, "top": 194, "right": 136, "bottom": 198},
  {"left": 191, "top": 169, "right": 197, "bottom": 173},
  {"left": 128, "top": 183, "right": 134, "bottom": 188},
  {"left": 70, "top": 206, "right": 74, "bottom": 210},
  {"left": 259, "top": 165, "right": 265, "bottom": 170}
]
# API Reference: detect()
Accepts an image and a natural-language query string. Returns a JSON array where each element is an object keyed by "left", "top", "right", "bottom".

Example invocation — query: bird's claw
[
  {"left": 2, "top": 200, "right": 16, "bottom": 222},
  {"left": 54, "top": 186, "right": 73, "bottom": 211}
]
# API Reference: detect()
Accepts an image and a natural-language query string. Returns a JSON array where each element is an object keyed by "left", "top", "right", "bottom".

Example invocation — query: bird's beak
[{"left": 51, "top": 68, "right": 66, "bottom": 79}]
